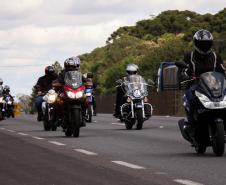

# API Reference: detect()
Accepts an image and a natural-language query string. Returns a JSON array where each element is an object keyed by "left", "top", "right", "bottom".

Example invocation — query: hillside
[{"left": 82, "top": 9, "right": 226, "bottom": 94}]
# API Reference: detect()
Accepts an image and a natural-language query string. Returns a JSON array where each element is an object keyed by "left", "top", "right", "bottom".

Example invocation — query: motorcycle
[
  {"left": 0, "top": 94, "right": 5, "bottom": 120},
  {"left": 42, "top": 89, "right": 58, "bottom": 131},
  {"left": 4, "top": 95, "right": 14, "bottom": 118},
  {"left": 176, "top": 62, "right": 226, "bottom": 156},
  {"left": 85, "top": 79, "right": 94, "bottom": 123},
  {"left": 63, "top": 71, "right": 86, "bottom": 137},
  {"left": 118, "top": 75, "right": 153, "bottom": 130}
]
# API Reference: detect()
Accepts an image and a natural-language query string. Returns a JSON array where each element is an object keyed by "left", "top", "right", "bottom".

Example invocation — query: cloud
[{"left": 0, "top": 0, "right": 225, "bottom": 95}]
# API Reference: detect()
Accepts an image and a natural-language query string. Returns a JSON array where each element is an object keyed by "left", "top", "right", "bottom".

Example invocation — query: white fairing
[{"left": 195, "top": 91, "right": 226, "bottom": 109}]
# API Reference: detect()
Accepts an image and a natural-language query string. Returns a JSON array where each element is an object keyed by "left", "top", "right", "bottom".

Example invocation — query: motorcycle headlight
[
  {"left": 133, "top": 89, "right": 142, "bottom": 98},
  {"left": 195, "top": 91, "right": 226, "bottom": 109},
  {"left": 85, "top": 92, "right": 92, "bottom": 97},
  {"left": 7, "top": 101, "right": 12, "bottom": 105},
  {"left": 47, "top": 94, "right": 57, "bottom": 104},
  {"left": 66, "top": 91, "right": 76, "bottom": 99},
  {"left": 75, "top": 91, "right": 84, "bottom": 99}
]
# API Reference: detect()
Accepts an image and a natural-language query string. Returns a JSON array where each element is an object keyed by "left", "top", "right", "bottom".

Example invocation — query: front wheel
[
  {"left": 87, "top": 105, "right": 92, "bottom": 123},
  {"left": 71, "top": 109, "right": 81, "bottom": 137},
  {"left": 136, "top": 109, "right": 144, "bottom": 130},
  {"left": 212, "top": 122, "right": 225, "bottom": 156}
]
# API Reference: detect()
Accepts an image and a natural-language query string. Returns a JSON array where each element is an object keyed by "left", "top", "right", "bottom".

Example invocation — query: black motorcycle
[
  {"left": 4, "top": 95, "right": 14, "bottom": 118},
  {"left": 176, "top": 62, "right": 226, "bottom": 156},
  {"left": 63, "top": 71, "right": 86, "bottom": 137},
  {"left": 118, "top": 75, "right": 153, "bottom": 130}
]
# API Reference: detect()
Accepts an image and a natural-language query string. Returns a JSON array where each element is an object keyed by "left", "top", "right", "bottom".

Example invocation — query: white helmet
[{"left": 126, "top": 64, "right": 138, "bottom": 75}]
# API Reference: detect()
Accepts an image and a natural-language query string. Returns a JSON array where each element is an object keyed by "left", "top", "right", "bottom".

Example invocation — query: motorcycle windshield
[
  {"left": 199, "top": 72, "right": 225, "bottom": 98},
  {"left": 64, "top": 71, "right": 83, "bottom": 89},
  {"left": 124, "top": 75, "right": 148, "bottom": 97}
]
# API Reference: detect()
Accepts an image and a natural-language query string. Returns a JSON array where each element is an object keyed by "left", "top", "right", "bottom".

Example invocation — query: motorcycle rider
[
  {"left": 113, "top": 63, "right": 139, "bottom": 118},
  {"left": 34, "top": 66, "right": 58, "bottom": 121},
  {"left": 0, "top": 78, "right": 4, "bottom": 95},
  {"left": 3, "top": 85, "right": 14, "bottom": 117},
  {"left": 181, "top": 29, "right": 225, "bottom": 129},
  {"left": 3, "top": 85, "right": 14, "bottom": 100},
  {"left": 83, "top": 72, "right": 97, "bottom": 116},
  {"left": 53, "top": 56, "right": 86, "bottom": 127}
]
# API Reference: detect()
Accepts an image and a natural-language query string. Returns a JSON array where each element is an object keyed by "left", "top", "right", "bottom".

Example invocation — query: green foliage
[{"left": 81, "top": 8, "right": 226, "bottom": 95}]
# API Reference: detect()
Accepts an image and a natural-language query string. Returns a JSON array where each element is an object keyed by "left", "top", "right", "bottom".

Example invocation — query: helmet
[
  {"left": 126, "top": 64, "right": 138, "bottom": 75},
  {"left": 64, "top": 56, "right": 81, "bottom": 71},
  {"left": 0, "top": 78, "right": 3, "bottom": 85},
  {"left": 45, "top": 66, "right": 55, "bottom": 75},
  {"left": 4, "top": 85, "right": 10, "bottom": 92},
  {"left": 193, "top": 29, "right": 213, "bottom": 54}
]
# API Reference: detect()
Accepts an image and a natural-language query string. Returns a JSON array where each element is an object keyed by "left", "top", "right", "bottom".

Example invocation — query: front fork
[{"left": 131, "top": 100, "right": 145, "bottom": 119}]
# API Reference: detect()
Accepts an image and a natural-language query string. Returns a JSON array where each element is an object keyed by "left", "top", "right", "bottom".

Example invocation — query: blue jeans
[
  {"left": 184, "top": 85, "right": 197, "bottom": 123},
  {"left": 35, "top": 96, "right": 44, "bottom": 113}
]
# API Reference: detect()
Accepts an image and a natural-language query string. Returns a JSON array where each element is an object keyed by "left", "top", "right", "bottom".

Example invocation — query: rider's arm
[{"left": 215, "top": 53, "right": 225, "bottom": 75}]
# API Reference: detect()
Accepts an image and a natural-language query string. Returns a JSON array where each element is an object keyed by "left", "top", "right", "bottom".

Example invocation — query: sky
[{"left": 0, "top": 0, "right": 225, "bottom": 96}]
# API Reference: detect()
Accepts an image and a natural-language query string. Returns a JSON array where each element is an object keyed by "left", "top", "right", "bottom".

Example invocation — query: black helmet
[
  {"left": 193, "top": 29, "right": 213, "bottom": 54},
  {"left": 0, "top": 78, "right": 3, "bottom": 85},
  {"left": 45, "top": 66, "right": 55, "bottom": 75},
  {"left": 64, "top": 56, "right": 81, "bottom": 72},
  {"left": 4, "top": 85, "right": 10, "bottom": 92}
]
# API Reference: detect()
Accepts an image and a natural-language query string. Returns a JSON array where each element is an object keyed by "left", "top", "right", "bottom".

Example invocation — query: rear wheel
[
  {"left": 125, "top": 119, "right": 135, "bottom": 130},
  {"left": 136, "top": 109, "right": 144, "bottom": 130},
  {"left": 212, "top": 122, "right": 225, "bottom": 156},
  {"left": 195, "top": 143, "right": 206, "bottom": 154},
  {"left": 65, "top": 126, "right": 73, "bottom": 137},
  {"left": 43, "top": 120, "right": 51, "bottom": 131}
]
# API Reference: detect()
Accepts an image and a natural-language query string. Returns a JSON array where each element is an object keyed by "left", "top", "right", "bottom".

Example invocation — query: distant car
[{"left": 156, "top": 61, "right": 179, "bottom": 92}]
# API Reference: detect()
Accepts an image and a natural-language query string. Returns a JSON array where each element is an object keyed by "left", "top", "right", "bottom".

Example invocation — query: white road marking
[
  {"left": 112, "top": 161, "right": 145, "bottom": 169},
  {"left": 0, "top": 128, "right": 5, "bottom": 130},
  {"left": 32, "top": 136, "right": 45, "bottom": 140},
  {"left": 74, "top": 149, "right": 98, "bottom": 156},
  {"left": 154, "top": 172, "right": 167, "bottom": 175},
  {"left": 174, "top": 179, "right": 204, "bottom": 185},
  {"left": 159, "top": 126, "right": 164, "bottom": 129},
  {"left": 48, "top": 141, "right": 66, "bottom": 146},
  {"left": 7, "top": 129, "right": 16, "bottom": 133},
  {"left": 112, "top": 123, "right": 124, "bottom": 126},
  {"left": 18, "top": 132, "right": 29, "bottom": 136}
]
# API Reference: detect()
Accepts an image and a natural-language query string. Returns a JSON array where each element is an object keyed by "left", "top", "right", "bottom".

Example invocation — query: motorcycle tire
[
  {"left": 195, "top": 143, "right": 206, "bottom": 154},
  {"left": 87, "top": 106, "right": 92, "bottom": 123},
  {"left": 212, "top": 122, "right": 225, "bottom": 156},
  {"left": 65, "top": 127, "right": 73, "bottom": 137},
  {"left": 43, "top": 120, "right": 51, "bottom": 131},
  {"left": 136, "top": 109, "right": 144, "bottom": 130},
  {"left": 125, "top": 119, "right": 135, "bottom": 130},
  {"left": 71, "top": 109, "right": 81, "bottom": 137}
]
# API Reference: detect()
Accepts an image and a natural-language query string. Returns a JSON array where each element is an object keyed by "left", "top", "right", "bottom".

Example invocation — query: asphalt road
[{"left": 0, "top": 114, "right": 226, "bottom": 185}]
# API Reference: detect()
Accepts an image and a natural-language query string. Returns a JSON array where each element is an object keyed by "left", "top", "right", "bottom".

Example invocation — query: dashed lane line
[
  {"left": 18, "top": 132, "right": 29, "bottom": 136},
  {"left": 48, "top": 141, "right": 66, "bottom": 146},
  {"left": 32, "top": 136, "right": 45, "bottom": 140},
  {"left": 6, "top": 129, "right": 16, "bottom": 132},
  {"left": 112, "top": 161, "right": 146, "bottom": 170},
  {"left": 0, "top": 128, "right": 5, "bottom": 130},
  {"left": 74, "top": 149, "right": 98, "bottom": 156},
  {"left": 174, "top": 179, "right": 204, "bottom": 185},
  {"left": 112, "top": 123, "right": 124, "bottom": 126}
]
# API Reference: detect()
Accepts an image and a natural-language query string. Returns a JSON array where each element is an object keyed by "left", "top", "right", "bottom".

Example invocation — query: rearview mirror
[{"left": 175, "top": 62, "right": 188, "bottom": 69}]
